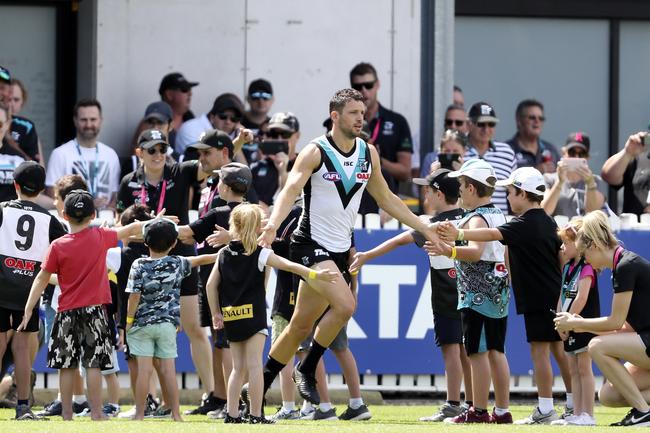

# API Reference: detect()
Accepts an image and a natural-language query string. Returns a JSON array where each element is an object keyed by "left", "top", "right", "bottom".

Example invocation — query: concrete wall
[{"left": 92, "top": 0, "right": 422, "bottom": 156}]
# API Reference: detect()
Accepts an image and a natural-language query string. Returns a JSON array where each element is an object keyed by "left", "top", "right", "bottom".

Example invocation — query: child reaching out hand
[{"left": 206, "top": 204, "right": 337, "bottom": 424}]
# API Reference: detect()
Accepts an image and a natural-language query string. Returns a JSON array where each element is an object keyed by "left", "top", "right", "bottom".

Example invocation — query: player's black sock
[
  {"left": 474, "top": 407, "right": 487, "bottom": 414},
  {"left": 465, "top": 400, "right": 473, "bottom": 408},
  {"left": 447, "top": 400, "right": 460, "bottom": 407},
  {"left": 299, "top": 341, "right": 327, "bottom": 376},
  {"left": 263, "top": 356, "right": 285, "bottom": 393}
]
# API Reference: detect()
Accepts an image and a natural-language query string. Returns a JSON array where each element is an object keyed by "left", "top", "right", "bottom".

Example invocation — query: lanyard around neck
[
  {"left": 75, "top": 139, "right": 99, "bottom": 195},
  {"left": 140, "top": 179, "right": 167, "bottom": 214},
  {"left": 201, "top": 183, "right": 218, "bottom": 217},
  {"left": 370, "top": 118, "right": 381, "bottom": 143}
]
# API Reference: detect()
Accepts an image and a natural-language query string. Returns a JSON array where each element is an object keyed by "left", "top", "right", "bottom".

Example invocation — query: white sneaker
[
  {"left": 572, "top": 413, "right": 596, "bottom": 426},
  {"left": 300, "top": 408, "right": 315, "bottom": 420},
  {"left": 118, "top": 407, "right": 137, "bottom": 419},
  {"left": 514, "top": 407, "right": 559, "bottom": 424},
  {"left": 551, "top": 414, "right": 579, "bottom": 425}
]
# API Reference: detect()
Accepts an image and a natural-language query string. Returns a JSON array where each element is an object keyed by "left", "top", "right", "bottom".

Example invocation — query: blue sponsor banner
[{"left": 34, "top": 229, "right": 649, "bottom": 376}]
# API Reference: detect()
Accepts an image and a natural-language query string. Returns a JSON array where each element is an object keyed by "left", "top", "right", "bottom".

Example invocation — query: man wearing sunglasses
[
  {"left": 349, "top": 62, "right": 413, "bottom": 215},
  {"left": 176, "top": 93, "right": 246, "bottom": 160},
  {"left": 465, "top": 102, "right": 517, "bottom": 214},
  {"left": 505, "top": 99, "right": 560, "bottom": 174},
  {"left": 243, "top": 79, "right": 274, "bottom": 137}
]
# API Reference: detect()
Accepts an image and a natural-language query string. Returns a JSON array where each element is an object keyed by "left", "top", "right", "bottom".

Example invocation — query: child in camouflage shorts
[{"left": 124, "top": 218, "right": 217, "bottom": 421}]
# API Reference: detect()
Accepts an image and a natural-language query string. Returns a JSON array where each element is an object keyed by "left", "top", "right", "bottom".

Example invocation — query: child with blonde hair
[
  {"left": 206, "top": 204, "right": 336, "bottom": 424},
  {"left": 552, "top": 219, "right": 599, "bottom": 426}
]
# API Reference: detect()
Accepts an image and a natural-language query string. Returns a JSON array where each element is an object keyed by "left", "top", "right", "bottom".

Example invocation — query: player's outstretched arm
[
  {"left": 438, "top": 221, "right": 502, "bottom": 243},
  {"left": 266, "top": 252, "right": 338, "bottom": 282},
  {"left": 349, "top": 231, "right": 414, "bottom": 274},
  {"left": 17, "top": 269, "right": 52, "bottom": 331},
  {"left": 365, "top": 146, "right": 438, "bottom": 242},
  {"left": 187, "top": 253, "right": 219, "bottom": 267},
  {"left": 258, "top": 143, "right": 320, "bottom": 247}
]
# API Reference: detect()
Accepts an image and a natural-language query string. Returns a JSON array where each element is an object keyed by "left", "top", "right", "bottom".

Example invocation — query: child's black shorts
[
  {"left": 47, "top": 305, "right": 114, "bottom": 370},
  {"left": 461, "top": 308, "right": 507, "bottom": 355}
]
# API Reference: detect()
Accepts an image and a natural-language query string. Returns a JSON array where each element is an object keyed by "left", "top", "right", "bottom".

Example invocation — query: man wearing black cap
[
  {"left": 542, "top": 132, "right": 606, "bottom": 218},
  {"left": 0, "top": 162, "right": 66, "bottom": 419},
  {"left": 465, "top": 101, "right": 517, "bottom": 214},
  {"left": 251, "top": 112, "right": 300, "bottom": 209},
  {"left": 176, "top": 93, "right": 246, "bottom": 159},
  {"left": 243, "top": 79, "right": 274, "bottom": 136},
  {"left": 350, "top": 169, "right": 473, "bottom": 422},
  {"left": 158, "top": 72, "right": 199, "bottom": 133}
]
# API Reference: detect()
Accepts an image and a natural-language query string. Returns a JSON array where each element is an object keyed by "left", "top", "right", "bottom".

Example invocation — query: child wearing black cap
[
  {"left": 205, "top": 203, "right": 337, "bottom": 424},
  {"left": 18, "top": 190, "right": 150, "bottom": 421},
  {"left": 350, "top": 169, "right": 473, "bottom": 422},
  {"left": 124, "top": 218, "right": 218, "bottom": 421},
  {"left": 0, "top": 162, "right": 66, "bottom": 419}
]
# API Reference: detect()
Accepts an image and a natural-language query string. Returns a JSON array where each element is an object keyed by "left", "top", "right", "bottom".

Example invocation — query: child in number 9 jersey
[{"left": 205, "top": 204, "right": 337, "bottom": 424}]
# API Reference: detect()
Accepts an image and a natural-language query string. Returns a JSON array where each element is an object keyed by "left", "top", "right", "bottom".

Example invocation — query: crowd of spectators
[{"left": 2, "top": 63, "right": 649, "bottom": 222}]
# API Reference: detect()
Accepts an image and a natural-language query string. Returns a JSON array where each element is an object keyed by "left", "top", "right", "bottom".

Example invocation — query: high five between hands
[{"left": 349, "top": 222, "right": 452, "bottom": 273}]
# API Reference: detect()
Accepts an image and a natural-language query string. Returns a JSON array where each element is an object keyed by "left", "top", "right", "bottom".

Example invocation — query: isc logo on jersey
[{"left": 323, "top": 172, "right": 341, "bottom": 182}]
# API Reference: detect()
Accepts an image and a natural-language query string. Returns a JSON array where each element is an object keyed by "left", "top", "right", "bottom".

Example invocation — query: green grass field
[{"left": 0, "top": 404, "right": 636, "bottom": 432}]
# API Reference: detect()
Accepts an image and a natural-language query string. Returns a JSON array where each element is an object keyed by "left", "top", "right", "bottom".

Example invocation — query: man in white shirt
[{"left": 45, "top": 99, "right": 121, "bottom": 209}]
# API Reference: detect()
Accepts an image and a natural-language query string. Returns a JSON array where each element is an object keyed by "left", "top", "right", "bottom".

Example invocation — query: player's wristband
[
  {"left": 126, "top": 317, "right": 134, "bottom": 325},
  {"left": 457, "top": 229, "right": 465, "bottom": 241},
  {"left": 351, "top": 270, "right": 359, "bottom": 276},
  {"left": 308, "top": 270, "right": 317, "bottom": 280},
  {"left": 450, "top": 246, "right": 457, "bottom": 260}
]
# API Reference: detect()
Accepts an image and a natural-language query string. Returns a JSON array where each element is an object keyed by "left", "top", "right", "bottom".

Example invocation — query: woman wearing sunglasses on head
[{"left": 554, "top": 210, "right": 650, "bottom": 427}]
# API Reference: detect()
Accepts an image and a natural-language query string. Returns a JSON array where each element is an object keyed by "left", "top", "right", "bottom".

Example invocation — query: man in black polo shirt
[{"left": 349, "top": 62, "right": 413, "bottom": 214}]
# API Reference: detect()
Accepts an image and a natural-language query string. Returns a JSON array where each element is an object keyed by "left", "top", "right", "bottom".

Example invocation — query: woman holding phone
[
  {"left": 554, "top": 210, "right": 650, "bottom": 427},
  {"left": 541, "top": 132, "right": 606, "bottom": 218}
]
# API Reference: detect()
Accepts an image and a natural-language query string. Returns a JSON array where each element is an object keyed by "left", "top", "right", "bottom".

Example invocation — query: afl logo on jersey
[{"left": 323, "top": 172, "right": 341, "bottom": 182}]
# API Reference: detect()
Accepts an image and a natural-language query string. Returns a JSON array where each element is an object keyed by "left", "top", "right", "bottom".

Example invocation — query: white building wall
[{"left": 93, "top": 0, "right": 422, "bottom": 156}]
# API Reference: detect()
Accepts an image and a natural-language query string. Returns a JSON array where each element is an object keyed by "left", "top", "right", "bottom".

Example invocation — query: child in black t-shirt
[
  {"left": 439, "top": 167, "right": 572, "bottom": 424},
  {"left": 351, "top": 169, "right": 472, "bottom": 421},
  {"left": 205, "top": 204, "right": 336, "bottom": 424}
]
